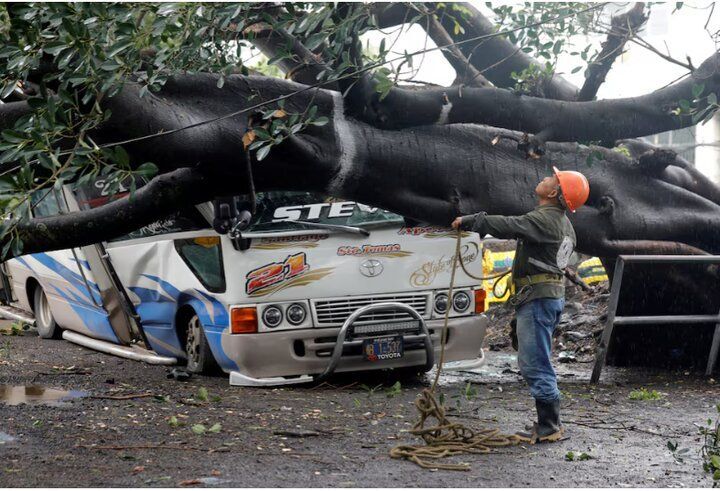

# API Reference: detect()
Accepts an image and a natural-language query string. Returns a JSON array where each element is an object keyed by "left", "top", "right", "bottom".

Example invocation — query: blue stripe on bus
[
  {"left": 195, "top": 290, "right": 229, "bottom": 326},
  {"left": 30, "top": 253, "right": 101, "bottom": 304},
  {"left": 51, "top": 285, "right": 118, "bottom": 343},
  {"left": 69, "top": 257, "right": 91, "bottom": 272},
  {"left": 130, "top": 276, "right": 235, "bottom": 370}
]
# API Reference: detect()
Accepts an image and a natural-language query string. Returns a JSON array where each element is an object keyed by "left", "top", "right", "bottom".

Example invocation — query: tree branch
[
  {"left": 425, "top": 11, "right": 491, "bottom": 87},
  {"left": 343, "top": 50, "right": 720, "bottom": 145},
  {"left": 12, "top": 168, "right": 214, "bottom": 257},
  {"left": 578, "top": 3, "right": 647, "bottom": 101},
  {"left": 247, "top": 23, "right": 334, "bottom": 89},
  {"left": 374, "top": 3, "right": 579, "bottom": 100},
  {"left": 618, "top": 138, "right": 720, "bottom": 206}
]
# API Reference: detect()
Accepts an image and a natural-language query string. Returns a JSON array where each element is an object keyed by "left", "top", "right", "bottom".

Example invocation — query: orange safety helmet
[{"left": 552, "top": 166, "right": 589, "bottom": 213}]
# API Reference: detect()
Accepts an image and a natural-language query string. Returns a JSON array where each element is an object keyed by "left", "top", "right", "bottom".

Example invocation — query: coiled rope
[{"left": 389, "top": 230, "right": 521, "bottom": 471}]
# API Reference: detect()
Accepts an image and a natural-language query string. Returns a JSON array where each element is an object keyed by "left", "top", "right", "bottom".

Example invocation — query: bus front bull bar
[{"left": 313, "top": 302, "right": 435, "bottom": 383}]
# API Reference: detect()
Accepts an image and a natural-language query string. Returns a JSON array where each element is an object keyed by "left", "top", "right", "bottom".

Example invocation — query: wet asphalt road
[{"left": 0, "top": 322, "right": 718, "bottom": 487}]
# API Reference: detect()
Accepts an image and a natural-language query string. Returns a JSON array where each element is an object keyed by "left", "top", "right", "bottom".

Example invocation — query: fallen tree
[{"left": 1, "top": 2, "right": 719, "bottom": 367}]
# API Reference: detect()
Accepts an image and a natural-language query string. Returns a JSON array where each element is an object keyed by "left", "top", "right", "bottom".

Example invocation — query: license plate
[{"left": 362, "top": 335, "right": 404, "bottom": 362}]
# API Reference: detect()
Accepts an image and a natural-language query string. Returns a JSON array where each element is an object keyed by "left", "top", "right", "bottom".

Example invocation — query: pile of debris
[{"left": 482, "top": 274, "right": 610, "bottom": 363}]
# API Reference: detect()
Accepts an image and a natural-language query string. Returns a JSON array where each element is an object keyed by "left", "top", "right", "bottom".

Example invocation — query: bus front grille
[{"left": 312, "top": 293, "right": 431, "bottom": 327}]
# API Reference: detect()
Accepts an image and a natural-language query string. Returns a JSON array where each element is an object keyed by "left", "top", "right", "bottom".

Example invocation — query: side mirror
[
  {"left": 229, "top": 210, "right": 253, "bottom": 251},
  {"left": 212, "top": 197, "right": 237, "bottom": 235}
]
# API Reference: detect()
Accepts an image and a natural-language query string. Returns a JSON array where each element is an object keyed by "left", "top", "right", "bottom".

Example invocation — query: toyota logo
[{"left": 360, "top": 259, "right": 383, "bottom": 277}]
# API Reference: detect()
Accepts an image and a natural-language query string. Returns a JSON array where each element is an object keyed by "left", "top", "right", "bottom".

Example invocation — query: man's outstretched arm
[{"left": 454, "top": 212, "right": 543, "bottom": 241}]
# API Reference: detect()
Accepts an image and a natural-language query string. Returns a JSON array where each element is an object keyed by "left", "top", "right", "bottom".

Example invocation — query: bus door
[{"left": 61, "top": 184, "right": 145, "bottom": 347}]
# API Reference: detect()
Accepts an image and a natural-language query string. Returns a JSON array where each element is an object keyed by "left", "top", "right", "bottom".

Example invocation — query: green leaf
[
  {"left": 708, "top": 93, "right": 718, "bottom": 106},
  {"left": 1, "top": 130, "right": 26, "bottom": 144},
  {"left": 114, "top": 146, "right": 130, "bottom": 166},
  {"left": 255, "top": 144, "right": 271, "bottom": 161},
  {"left": 43, "top": 42, "right": 68, "bottom": 56},
  {"left": 248, "top": 140, "right": 265, "bottom": 151},
  {"left": 107, "top": 41, "right": 134, "bottom": 58},
  {"left": 197, "top": 387, "right": 209, "bottom": 402},
  {"left": 304, "top": 32, "right": 327, "bottom": 51},
  {"left": 693, "top": 83, "right": 705, "bottom": 99},
  {"left": 191, "top": 424, "right": 206, "bottom": 435},
  {"left": 711, "top": 454, "right": 720, "bottom": 469},
  {"left": 0, "top": 82, "right": 17, "bottom": 100},
  {"left": 168, "top": 416, "right": 179, "bottom": 427},
  {"left": 208, "top": 423, "right": 222, "bottom": 433},
  {"left": 136, "top": 162, "right": 157, "bottom": 178},
  {"left": 309, "top": 117, "right": 328, "bottom": 126},
  {"left": 253, "top": 127, "right": 271, "bottom": 140}
]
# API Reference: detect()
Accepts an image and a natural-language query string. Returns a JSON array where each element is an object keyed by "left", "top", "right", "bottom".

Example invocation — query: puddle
[
  {"left": 436, "top": 351, "right": 589, "bottom": 386},
  {"left": 0, "top": 385, "right": 87, "bottom": 406},
  {"left": 0, "top": 431, "right": 15, "bottom": 444}
]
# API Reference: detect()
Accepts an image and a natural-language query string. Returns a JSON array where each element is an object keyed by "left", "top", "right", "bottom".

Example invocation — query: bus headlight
[
  {"left": 262, "top": 306, "right": 283, "bottom": 328},
  {"left": 286, "top": 303, "right": 307, "bottom": 325},
  {"left": 434, "top": 293, "right": 448, "bottom": 314},
  {"left": 453, "top": 291, "right": 471, "bottom": 313}
]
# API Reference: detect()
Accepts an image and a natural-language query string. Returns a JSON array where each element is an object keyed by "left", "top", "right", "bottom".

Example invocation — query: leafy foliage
[
  {"left": 628, "top": 388, "right": 663, "bottom": 401},
  {"left": 487, "top": 2, "right": 604, "bottom": 91},
  {"left": 700, "top": 404, "right": 720, "bottom": 486},
  {"left": 565, "top": 450, "right": 592, "bottom": 461}
]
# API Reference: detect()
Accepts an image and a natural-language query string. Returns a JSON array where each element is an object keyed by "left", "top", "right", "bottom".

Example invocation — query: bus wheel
[
  {"left": 33, "top": 287, "right": 60, "bottom": 339},
  {"left": 185, "top": 314, "right": 219, "bottom": 374}
]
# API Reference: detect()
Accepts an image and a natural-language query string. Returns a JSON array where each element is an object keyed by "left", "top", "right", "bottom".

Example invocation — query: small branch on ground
[{"left": 89, "top": 393, "right": 155, "bottom": 400}]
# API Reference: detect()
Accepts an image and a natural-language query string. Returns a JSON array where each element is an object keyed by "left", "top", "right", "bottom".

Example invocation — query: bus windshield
[{"left": 246, "top": 192, "right": 404, "bottom": 233}]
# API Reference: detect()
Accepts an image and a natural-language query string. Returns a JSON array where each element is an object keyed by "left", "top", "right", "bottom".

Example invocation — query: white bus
[{"left": 0, "top": 180, "right": 489, "bottom": 386}]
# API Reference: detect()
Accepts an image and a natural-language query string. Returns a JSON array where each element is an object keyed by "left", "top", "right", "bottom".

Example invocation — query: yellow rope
[{"left": 389, "top": 230, "right": 521, "bottom": 471}]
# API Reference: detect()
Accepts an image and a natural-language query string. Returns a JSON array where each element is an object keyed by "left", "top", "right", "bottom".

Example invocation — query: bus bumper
[{"left": 223, "top": 314, "right": 487, "bottom": 386}]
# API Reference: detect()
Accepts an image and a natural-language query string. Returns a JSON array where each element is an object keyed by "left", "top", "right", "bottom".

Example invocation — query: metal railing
[{"left": 591, "top": 255, "right": 720, "bottom": 383}]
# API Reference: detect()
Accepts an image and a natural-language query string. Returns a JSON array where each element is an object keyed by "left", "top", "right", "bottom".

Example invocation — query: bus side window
[
  {"left": 30, "top": 189, "right": 65, "bottom": 218},
  {"left": 174, "top": 238, "right": 226, "bottom": 293}
]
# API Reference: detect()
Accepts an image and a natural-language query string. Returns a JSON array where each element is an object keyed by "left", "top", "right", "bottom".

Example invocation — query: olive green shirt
[{"left": 461, "top": 204, "right": 576, "bottom": 305}]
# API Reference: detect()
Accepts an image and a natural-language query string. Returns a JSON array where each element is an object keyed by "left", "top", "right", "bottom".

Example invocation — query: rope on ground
[{"left": 389, "top": 230, "right": 521, "bottom": 471}]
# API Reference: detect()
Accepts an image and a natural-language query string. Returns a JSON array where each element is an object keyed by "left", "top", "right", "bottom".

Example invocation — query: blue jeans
[{"left": 516, "top": 298, "right": 564, "bottom": 403}]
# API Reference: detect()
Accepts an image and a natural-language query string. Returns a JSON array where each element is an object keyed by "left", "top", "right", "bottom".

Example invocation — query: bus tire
[
  {"left": 185, "top": 313, "right": 219, "bottom": 374},
  {"left": 33, "top": 287, "right": 61, "bottom": 339}
]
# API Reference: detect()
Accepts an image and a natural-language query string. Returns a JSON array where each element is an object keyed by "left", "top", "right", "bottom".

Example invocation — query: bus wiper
[{"left": 287, "top": 220, "right": 370, "bottom": 237}]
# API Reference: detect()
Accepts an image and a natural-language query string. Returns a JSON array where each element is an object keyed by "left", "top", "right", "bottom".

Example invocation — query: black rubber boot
[
  {"left": 515, "top": 399, "right": 564, "bottom": 444},
  {"left": 535, "top": 398, "right": 564, "bottom": 442}
]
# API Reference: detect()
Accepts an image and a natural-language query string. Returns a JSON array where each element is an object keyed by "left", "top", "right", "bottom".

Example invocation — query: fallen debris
[
  {"left": 273, "top": 429, "right": 320, "bottom": 438},
  {"left": 166, "top": 368, "right": 191, "bottom": 381},
  {"left": 558, "top": 351, "right": 578, "bottom": 363}
]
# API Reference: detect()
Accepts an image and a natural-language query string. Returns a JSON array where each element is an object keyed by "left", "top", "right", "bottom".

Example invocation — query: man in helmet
[{"left": 451, "top": 166, "right": 590, "bottom": 444}]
